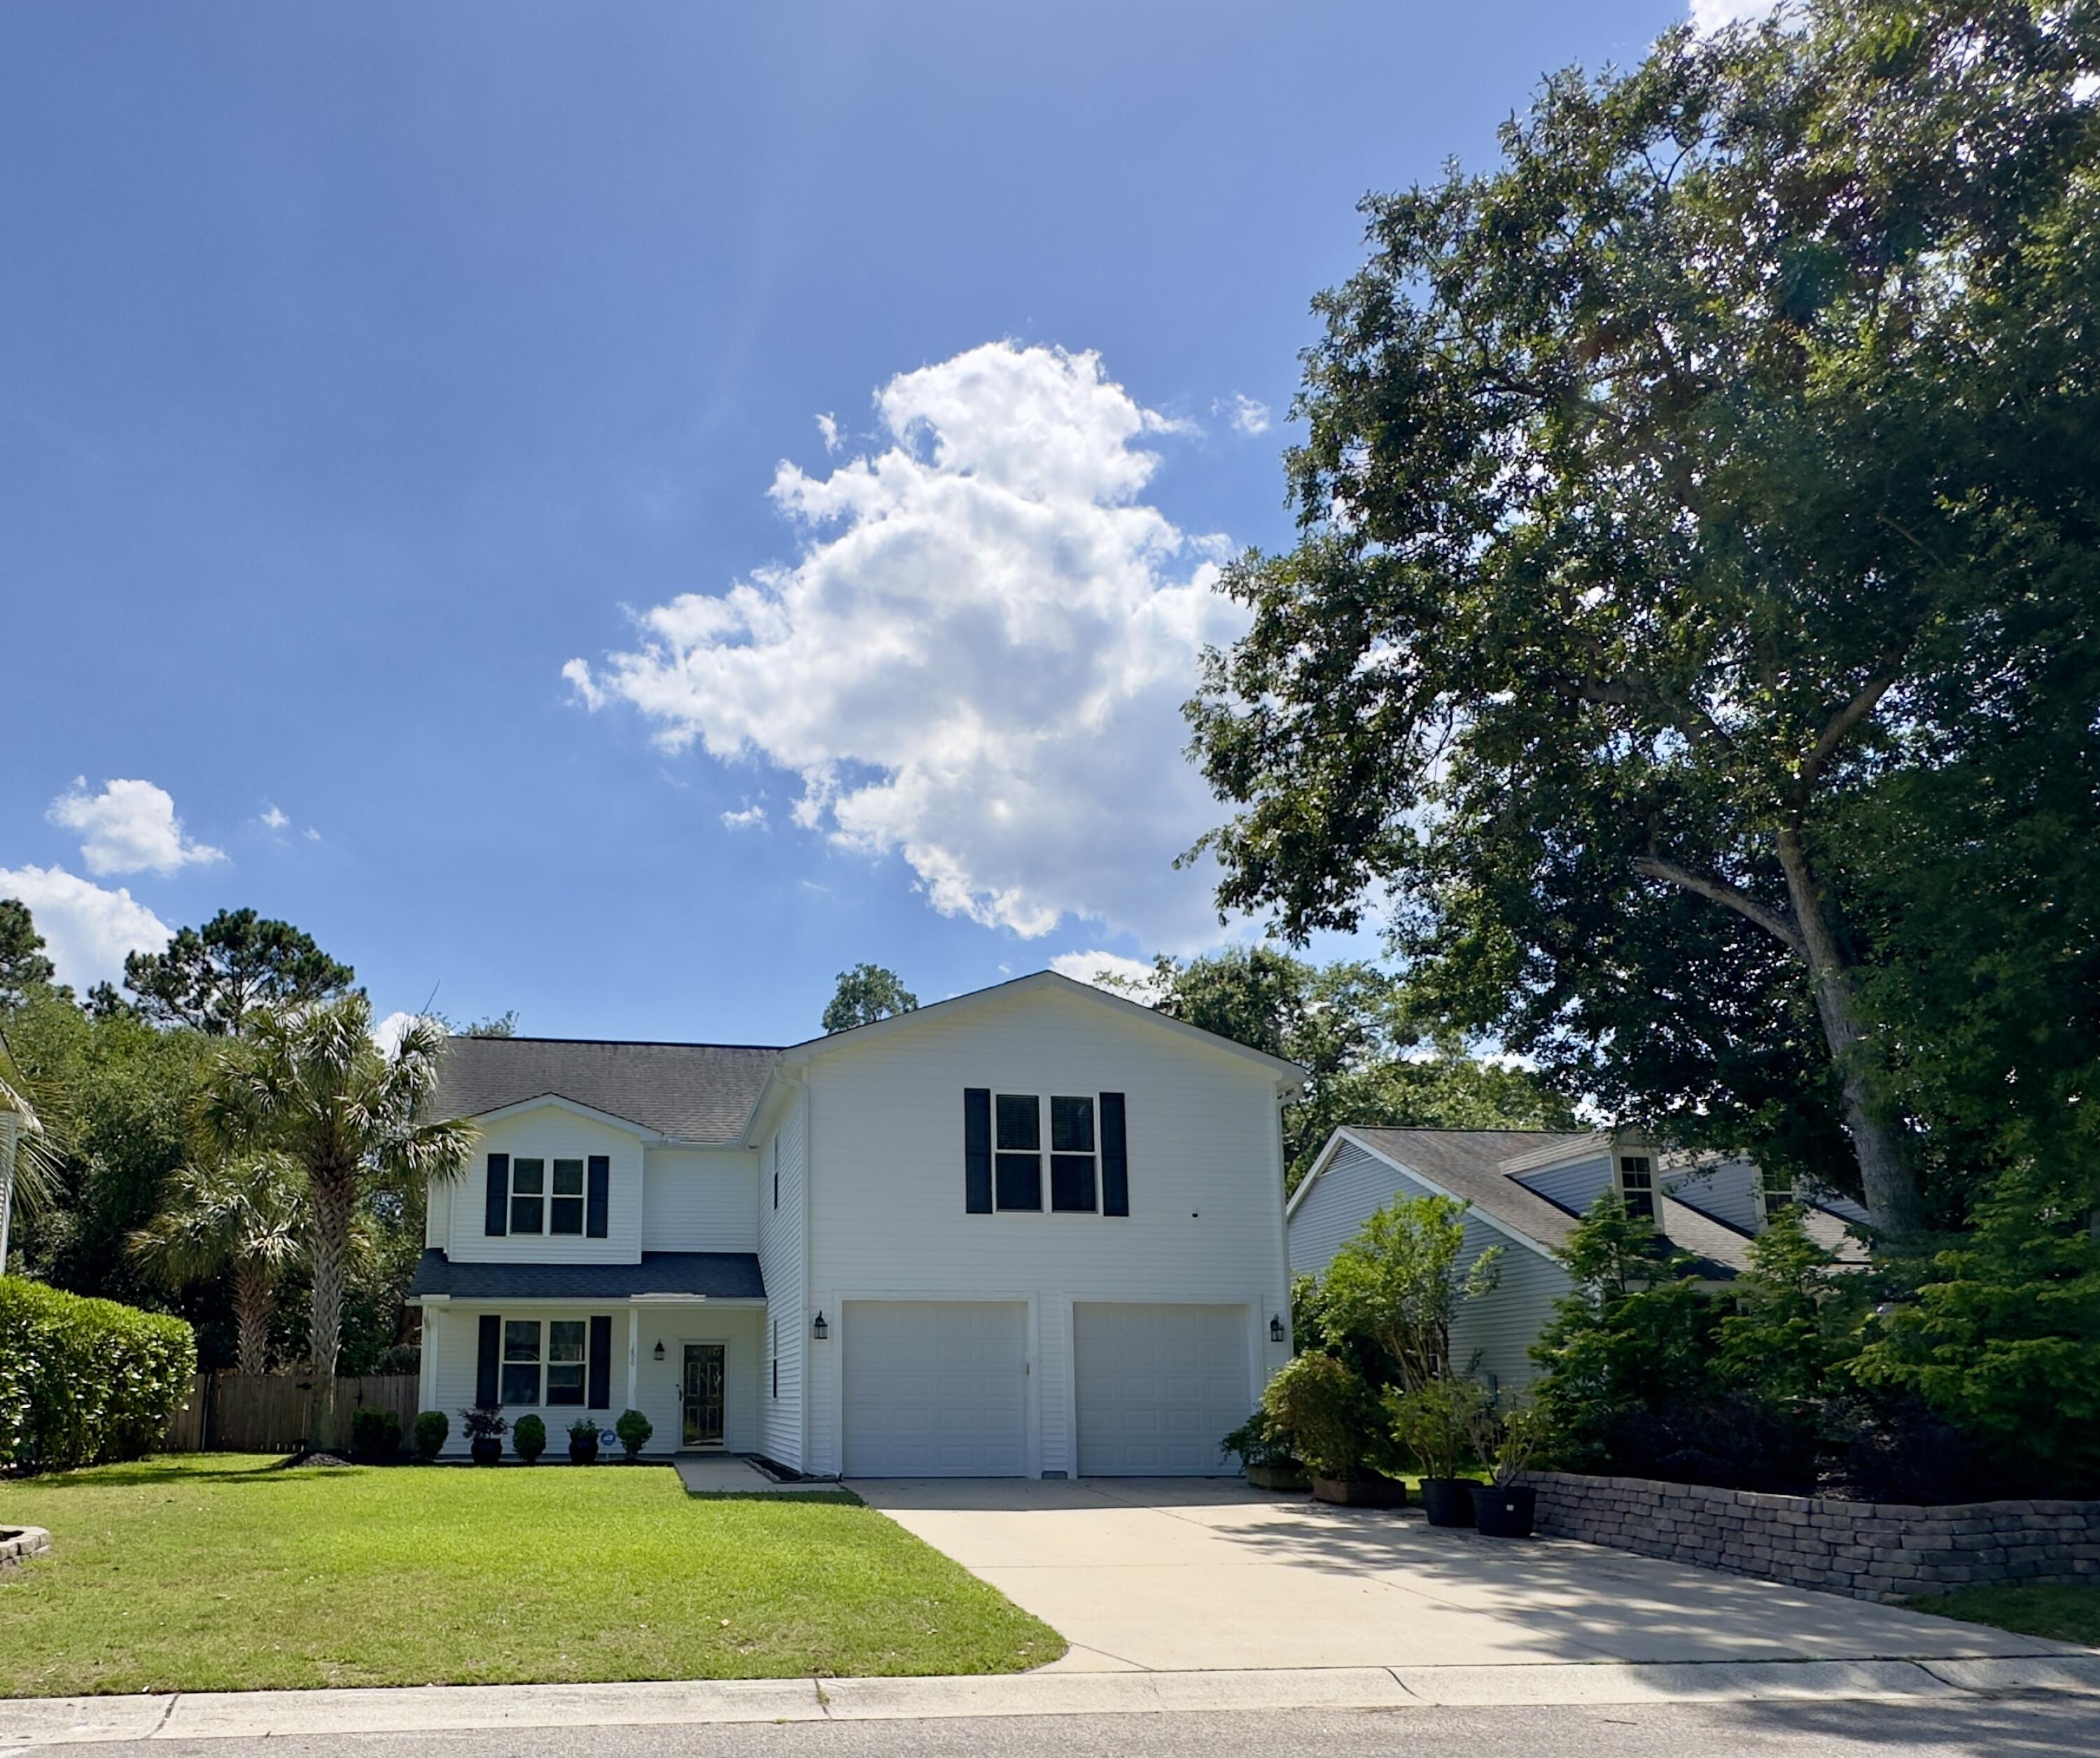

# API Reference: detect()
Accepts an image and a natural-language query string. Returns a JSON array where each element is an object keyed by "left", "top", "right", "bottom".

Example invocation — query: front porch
[{"left": 415, "top": 1294, "right": 769, "bottom": 1458}]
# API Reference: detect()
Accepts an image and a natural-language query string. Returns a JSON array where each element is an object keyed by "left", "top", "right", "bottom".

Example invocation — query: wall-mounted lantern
[
  {"left": 652, "top": 1339, "right": 666, "bottom": 1362},
  {"left": 1270, "top": 1313, "right": 1287, "bottom": 1344},
  {"left": 812, "top": 1311, "right": 830, "bottom": 1341}
]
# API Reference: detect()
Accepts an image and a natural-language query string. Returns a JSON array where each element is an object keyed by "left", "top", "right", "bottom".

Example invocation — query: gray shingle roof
[
  {"left": 1345, "top": 1126, "right": 1596, "bottom": 1254},
  {"left": 408, "top": 1249, "right": 766, "bottom": 1301},
  {"left": 428, "top": 1036, "right": 780, "bottom": 1145}
]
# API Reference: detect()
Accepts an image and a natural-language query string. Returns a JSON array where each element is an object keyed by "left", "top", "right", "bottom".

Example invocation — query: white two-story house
[
  {"left": 412, "top": 971, "right": 1303, "bottom": 1476},
  {"left": 1287, "top": 1126, "right": 1869, "bottom": 1392}
]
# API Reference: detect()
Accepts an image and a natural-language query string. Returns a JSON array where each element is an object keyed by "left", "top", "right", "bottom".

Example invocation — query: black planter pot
[
  {"left": 469, "top": 1437, "right": 502, "bottom": 1467},
  {"left": 1420, "top": 1477, "right": 1485, "bottom": 1527},
  {"left": 569, "top": 1437, "right": 600, "bottom": 1465},
  {"left": 1471, "top": 1484, "right": 1536, "bottom": 1539}
]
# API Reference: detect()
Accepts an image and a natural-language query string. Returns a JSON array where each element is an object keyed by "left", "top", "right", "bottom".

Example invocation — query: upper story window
[
  {"left": 1760, "top": 1164, "right": 1795, "bottom": 1217},
  {"left": 483, "top": 1152, "right": 610, "bottom": 1240},
  {"left": 1618, "top": 1154, "right": 1655, "bottom": 1222},
  {"left": 965, "top": 1089, "right": 1129, "bottom": 1218}
]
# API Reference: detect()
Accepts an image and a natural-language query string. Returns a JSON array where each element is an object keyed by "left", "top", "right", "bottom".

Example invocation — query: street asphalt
[{"left": 12, "top": 1698, "right": 2100, "bottom": 1758}]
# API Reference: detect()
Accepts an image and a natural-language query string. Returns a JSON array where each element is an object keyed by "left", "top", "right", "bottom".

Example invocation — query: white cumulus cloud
[
  {"left": 566, "top": 342, "right": 1246, "bottom": 947},
  {"left": 720, "top": 803, "right": 768, "bottom": 831},
  {"left": 0, "top": 865, "right": 172, "bottom": 990},
  {"left": 260, "top": 804, "right": 290, "bottom": 830},
  {"left": 1218, "top": 393, "right": 1270, "bottom": 436},
  {"left": 1050, "top": 950, "right": 1165, "bottom": 999},
  {"left": 1689, "top": 0, "right": 1786, "bottom": 29},
  {"left": 48, "top": 778, "right": 225, "bottom": 877}
]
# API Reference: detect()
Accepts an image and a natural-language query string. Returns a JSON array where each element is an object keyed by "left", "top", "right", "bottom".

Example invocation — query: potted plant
[
  {"left": 1261, "top": 1353, "right": 1407, "bottom": 1506},
  {"left": 1389, "top": 1376, "right": 1490, "bottom": 1527},
  {"left": 615, "top": 1408, "right": 652, "bottom": 1462},
  {"left": 512, "top": 1413, "right": 547, "bottom": 1464},
  {"left": 461, "top": 1404, "right": 506, "bottom": 1466},
  {"left": 412, "top": 1409, "right": 449, "bottom": 1463},
  {"left": 1468, "top": 1400, "right": 1544, "bottom": 1539},
  {"left": 1220, "top": 1413, "right": 1310, "bottom": 1492},
  {"left": 348, "top": 1407, "right": 402, "bottom": 1465},
  {"left": 568, "top": 1416, "right": 601, "bottom": 1465}
]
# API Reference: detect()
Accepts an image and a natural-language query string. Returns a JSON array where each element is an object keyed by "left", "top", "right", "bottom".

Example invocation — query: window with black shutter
[
  {"left": 963, "top": 1088, "right": 993, "bottom": 1213},
  {"left": 586, "top": 1155, "right": 610, "bottom": 1238},
  {"left": 1100, "top": 1091, "right": 1129, "bottom": 1217},
  {"left": 483, "top": 1154, "right": 510, "bottom": 1236},
  {"left": 475, "top": 1313, "right": 500, "bottom": 1407}
]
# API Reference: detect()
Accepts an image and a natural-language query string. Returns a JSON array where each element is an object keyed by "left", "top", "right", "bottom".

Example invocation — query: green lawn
[
  {"left": 0, "top": 1454, "right": 1063, "bottom": 1695},
  {"left": 1903, "top": 1580, "right": 2100, "bottom": 1649}
]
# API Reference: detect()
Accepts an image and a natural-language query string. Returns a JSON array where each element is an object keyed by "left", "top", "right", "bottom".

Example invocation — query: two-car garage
[{"left": 839, "top": 1299, "right": 1251, "bottom": 1478}]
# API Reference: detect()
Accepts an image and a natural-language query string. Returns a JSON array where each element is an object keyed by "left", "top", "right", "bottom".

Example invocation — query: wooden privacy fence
[{"left": 164, "top": 1372, "right": 420, "bottom": 1453}]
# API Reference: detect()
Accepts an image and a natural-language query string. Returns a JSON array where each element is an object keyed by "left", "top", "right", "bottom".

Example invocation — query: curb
[{"left": 3, "top": 1654, "right": 2097, "bottom": 1745}]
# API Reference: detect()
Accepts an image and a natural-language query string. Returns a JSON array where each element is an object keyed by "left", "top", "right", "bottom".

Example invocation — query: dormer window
[
  {"left": 1618, "top": 1155, "right": 1655, "bottom": 1222},
  {"left": 1760, "top": 1164, "right": 1795, "bottom": 1217}
]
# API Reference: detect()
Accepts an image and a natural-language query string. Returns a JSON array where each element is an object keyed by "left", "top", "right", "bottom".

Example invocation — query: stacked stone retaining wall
[{"left": 1518, "top": 1470, "right": 2100, "bottom": 1603}]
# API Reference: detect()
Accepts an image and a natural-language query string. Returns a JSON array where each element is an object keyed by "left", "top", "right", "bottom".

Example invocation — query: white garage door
[
  {"left": 1074, "top": 1303, "right": 1250, "bottom": 1476},
  {"left": 843, "top": 1301, "right": 1028, "bottom": 1477}
]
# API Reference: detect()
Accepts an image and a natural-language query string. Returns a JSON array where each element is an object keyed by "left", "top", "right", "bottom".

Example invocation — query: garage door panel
[
  {"left": 844, "top": 1301, "right": 1027, "bottom": 1477},
  {"left": 1074, "top": 1303, "right": 1250, "bottom": 1477}
]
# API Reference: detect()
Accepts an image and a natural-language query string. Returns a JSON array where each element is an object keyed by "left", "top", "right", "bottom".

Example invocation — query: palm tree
[
  {"left": 0, "top": 1026, "right": 62, "bottom": 1273},
  {"left": 130, "top": 1154, "right": 305, "bottom": 1377},
  {"left": 202, "top": 993, "right": 472, "bottom": 1445}
]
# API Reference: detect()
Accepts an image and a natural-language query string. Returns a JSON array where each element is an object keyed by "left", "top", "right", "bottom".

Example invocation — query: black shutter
[
  {"left": 964, "top": 1087, "right": 993, "bottom": 1213},
  {"left": 586, "top": 1155, "right": 610, "bottom": 1238},
  {"left": 1101, "top": 1092, "right": 1129, "bottom": 1217},
  {"left": 483, "top": 1154, "right": 509, "bottom": 1236},
  {"left": 475, "top": 1313, "right": 500, "bottom": 1407},
  {"left": 587, "top": 1315, "right": 612, "bottom": 1410}
]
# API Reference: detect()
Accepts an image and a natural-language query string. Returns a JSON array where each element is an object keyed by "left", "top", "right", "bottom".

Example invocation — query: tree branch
[
  {"left": 1632, "top": 854, "right": 1807, "bottom": 958},
  {"left": 1799, "top": 673, "right": 1896, "bottom": 788}
]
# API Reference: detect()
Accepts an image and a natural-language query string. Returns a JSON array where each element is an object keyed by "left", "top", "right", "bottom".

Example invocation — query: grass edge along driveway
[{"left": 0, "top": 1454, "right": 1063, "bottom": 1696}]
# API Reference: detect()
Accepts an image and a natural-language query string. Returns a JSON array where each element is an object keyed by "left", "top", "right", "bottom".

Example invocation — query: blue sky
[{"left": 1, "top": 1, "right": 1709, "bottom": 1045}]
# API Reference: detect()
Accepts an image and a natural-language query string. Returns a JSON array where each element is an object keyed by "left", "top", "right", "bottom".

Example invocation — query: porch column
[{"left": 626, "top": 1307, "right": 639, "bottom": 1413}]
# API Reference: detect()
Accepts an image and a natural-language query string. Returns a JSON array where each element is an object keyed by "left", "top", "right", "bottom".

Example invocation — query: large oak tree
[{"left": 1188, "top": 3, "right": 2100, "bottom": 1236}]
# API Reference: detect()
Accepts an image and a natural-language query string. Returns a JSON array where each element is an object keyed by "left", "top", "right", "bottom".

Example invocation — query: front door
[{"left": 682, "top": 1343, "right": 725, "bottom": 1448}]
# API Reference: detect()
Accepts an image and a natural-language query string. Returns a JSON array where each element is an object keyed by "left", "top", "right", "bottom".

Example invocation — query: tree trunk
[
  {"left": 231, "top": 1261, "right": 274, "bottom": 1379},
  {"left": 307, "top": 1168, "right": 355, "bottom": 1448},
  {"left": 1773, "top": 825, "right": 1925, "bottom": 1240}
]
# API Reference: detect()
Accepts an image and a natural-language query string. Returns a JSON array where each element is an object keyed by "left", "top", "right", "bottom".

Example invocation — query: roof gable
[
  {"left": 779, "top": 969, "right": 1307, "bottom": 1085},
  {"left": 429, "top": 1037, "right": 778, "bottom": 1146}
]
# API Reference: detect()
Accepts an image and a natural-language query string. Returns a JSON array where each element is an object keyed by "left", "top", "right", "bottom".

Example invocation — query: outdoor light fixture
[
  {"left": 652, "top": 1340, "right": 665, "bottom": 1362},
  {"left": 1270, "top": 1313, "right": 1286, "bottom": 1343},
  {"left": 812, "top": 1311, "right": 830, "bottom": 1341}
]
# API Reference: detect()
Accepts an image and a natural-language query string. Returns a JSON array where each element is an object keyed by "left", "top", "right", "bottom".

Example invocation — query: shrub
[
  {"left": 1258, "top": 1352, "right": 1391, "bottom": 1481},
  {"left": 614, "top": 1408, "right": 652, "bottom": 1460},
  {"left": 1320, "top": 1194, "right": 1502, "bottom": 1392},
  {"left": 0, "top": 1275, "right": 196, "bottom": 1474},
  {"left": 568, "top": 1416, "right": 600, "bottom": 1442},
  {"left": 349, "top": 1407, "right": 402, "bottom": 1458},
  {"left": 512, "top": 1413, "right": 547, "bottom": 1463},
  {"left": 411, "top": 1409, "right": 449, "bottom": 1461},
  {"left": 1387, "top": 1376, "right": 1490, "bottom": 1481},
  {"left": 1219, "top": 1411, "right": 1297, "bottom": 1470},
  {"left": 460, "top": 1405, "right": 506, "bottom": 1441}
]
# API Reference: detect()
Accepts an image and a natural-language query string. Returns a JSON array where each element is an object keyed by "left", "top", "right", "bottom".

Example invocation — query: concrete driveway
[{"left": 853, "top": 1477, "right": 2082, "bottom": 1674}]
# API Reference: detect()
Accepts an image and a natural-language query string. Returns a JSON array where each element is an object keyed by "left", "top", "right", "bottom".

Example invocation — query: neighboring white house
[
  {"left": 412, "top": 971, "right": 1304, "bottom": 1476},
  {"left": 1286, "top": 1126, "right": 1868, "bottom": 1391}
]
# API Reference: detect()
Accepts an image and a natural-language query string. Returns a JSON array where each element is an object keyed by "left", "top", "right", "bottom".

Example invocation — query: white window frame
[
  {"left": 508, "top": 1157, "right": 547, "bottom": 1235},
  {"left": 500, "top": 1318, "right": 543, "bottom": 1406},
  {"left": 1756, "top": 1164, "right": 1796, "bottom": 1222},
  {"left": 989, "top": 1091, "right": 1103, "bottom": 1216},
  {"left": 1617, "top": 1154, "right": 1656, "bottom": 1221}
]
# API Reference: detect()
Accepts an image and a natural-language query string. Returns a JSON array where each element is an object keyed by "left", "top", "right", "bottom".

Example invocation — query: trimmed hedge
[{"left": 0, "top": 1276, "right": 196, "bottom": 1474}]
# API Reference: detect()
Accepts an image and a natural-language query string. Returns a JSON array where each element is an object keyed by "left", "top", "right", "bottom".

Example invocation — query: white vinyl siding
[
  {"left": 642, "top": 1147, "right": 761, "bottom": 1252},
  {"left": 1073, "top": 1303, "right": 1249, "bottom": 1476},
  {"left": 841, "top": 1301, "right": 1028, "bottom": 1477},
  {"left": 804, "top": 983, "right": 1292, "bottom": 1479},
  {"left": 756, "top": 1089, "right": 807, "bottom": 1470},
  {"left": 445, "top": 1109, "right": 643, "bottom": 1264}
]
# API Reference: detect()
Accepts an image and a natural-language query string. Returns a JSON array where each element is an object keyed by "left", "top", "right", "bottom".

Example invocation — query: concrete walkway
[
  {"left": 851, "top": 1477, "right": 2092, "bottom": 1674},
  {"left": 671, "top": 1456, "right": 814, "bottom": 1494}
]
